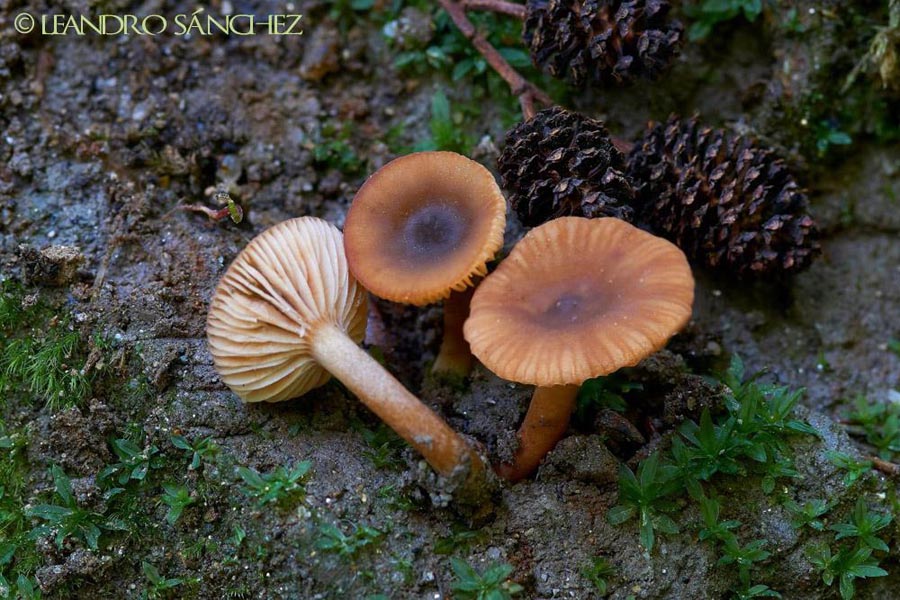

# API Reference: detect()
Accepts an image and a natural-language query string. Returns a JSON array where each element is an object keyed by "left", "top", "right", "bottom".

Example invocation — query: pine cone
[
  {"left": 498, "top": 106, "right": 635, "bottom": 227},
  {"left": 523, "top": 0, "right": 683, "bottom": 87},
  {"left": 626, "top": 116, "right": 820, "bottom": 277}
]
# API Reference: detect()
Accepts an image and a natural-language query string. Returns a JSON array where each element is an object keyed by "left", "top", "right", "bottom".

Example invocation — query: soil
[{"left": 1, "top": 0, "right": 899, "bottom": 599}]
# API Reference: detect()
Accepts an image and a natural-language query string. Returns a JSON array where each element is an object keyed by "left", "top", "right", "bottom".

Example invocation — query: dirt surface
[{"left": 1, "top": 0, "right": 899, "bottom": 598}]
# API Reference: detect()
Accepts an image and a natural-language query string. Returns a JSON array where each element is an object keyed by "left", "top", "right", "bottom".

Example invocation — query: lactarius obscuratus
[
  {"left": 343, "top": 151, "right": 506, "bottom": 378},
  {"left": 206, "top": 217, "right": 484, "bottom": 484},
  {"left": 464, "top": 217, "right": 694, "bottom": 481}
]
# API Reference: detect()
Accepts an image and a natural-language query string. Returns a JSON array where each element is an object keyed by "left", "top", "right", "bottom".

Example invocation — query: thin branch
[
  {"left": 870, "top": 456, "right": 900, "bottom": 477},
  {"left": 462, "top": 0, "right": 527, "bottom": 19},
  {"left": 438, "top": 0, "right": 551, "bottom": 120}
]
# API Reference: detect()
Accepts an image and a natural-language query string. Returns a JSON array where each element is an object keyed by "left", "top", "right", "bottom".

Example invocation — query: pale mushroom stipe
[
  {"left": 206, "top": 217, "right": 485, "bottom": 483},
  {"left": 343, "top": 151, "right": 506, "bottom": 378},
  {"left": 465, "top": 217, "right": 696, "bottom": 481}
]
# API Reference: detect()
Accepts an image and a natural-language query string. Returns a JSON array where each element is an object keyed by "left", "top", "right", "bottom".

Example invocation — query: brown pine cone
[
  {"left": 497, "top": 106, "right": 635, "bottom": 227},
  {"left": 523, "top": 0, "right": 683, "bottom": 87},
  {"left": 626, "top": 116, "right": 820, "bottom": 277}
]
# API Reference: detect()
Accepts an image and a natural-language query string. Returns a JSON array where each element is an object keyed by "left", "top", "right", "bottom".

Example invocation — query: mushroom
[
  {"left": 464, "top": 217, "right": 695, "bottom": 481},
  {"left": 206, "top": 216, "right": 484, "bottom": 483},
  {"left": 343, "top": 151, "right": 506, "bottom": 378}
]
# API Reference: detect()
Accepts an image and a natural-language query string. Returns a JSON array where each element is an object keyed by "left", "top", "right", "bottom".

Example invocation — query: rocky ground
[{"left": 1, "top": 0, "right": 899, "bottom": 598}]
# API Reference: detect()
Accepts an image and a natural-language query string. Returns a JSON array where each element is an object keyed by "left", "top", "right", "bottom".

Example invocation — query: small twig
[
  {"left": 177, "top": 190, "right": 243, "bottom": 224},
  {"left": 462, "top": 0, "right": 527, "bottom": 19},
  {"left": 439, "top": 0, "right": 551, "bottom": 120},
  {"left": 870, "top": 456, "right": 900, "bottom": 477}
]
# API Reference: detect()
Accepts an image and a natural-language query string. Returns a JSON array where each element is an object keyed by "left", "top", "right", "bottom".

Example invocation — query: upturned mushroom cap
[
  {"left": 464, "top": 217, "right": 694, "bottom": 387},
  {"left": 206, "top": 217, "right": 367, "bottom": 402},
  {"left": 343, "top": 151, "right": 506, "bottom": 305}
]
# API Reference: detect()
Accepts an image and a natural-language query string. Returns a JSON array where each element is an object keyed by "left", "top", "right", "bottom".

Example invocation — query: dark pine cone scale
[
  {"left": 626, "top": 116, "right": 820, "bottom": 277},
  {"left": 497, "top": 106, "right": 635, "bottom": 227},
  {"left": 523, "top": 0, "right": 683, "bottom": 87}
]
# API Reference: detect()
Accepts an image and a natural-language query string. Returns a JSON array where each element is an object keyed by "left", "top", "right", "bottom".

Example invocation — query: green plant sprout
[
  {"left": 784, "top": 498, "right": 832, "bottom": 531},
  {"left": 718, "top": 538, "right": 771, "bottom": 589},
  {"left": 827, "top": 451, "right": 873, "bottom": 487},
  {"left": 846, "top": 397, "right": 900, "bottom": 459},
  {"left": 684, "top": 0, "right": 765, "bottom": 41},
  {"left": 160, "top": 484, "right": 196, "bottom": 526},
  {"left": 574, "top": 374, "right": 641, "bottom": 425},
  {"left": 0, "top": 574, "right": 42, "bottom": 600},
  {"left": 237, "top": 461, "right": 311, "bottom": 508},
  {"left": 607, "top": 452, "right": 681, "bottom": 552},
  {"left": 356, "top": 422, "right": 406, "bottom": 470},
  {"left": 581, "top": 557, "right": 615, "bottom": 596},
  {"left": 449, "top": 558, "right": 523, "bottom": 600},
  {"left": 807, "top": 545, "right": 888, "bottom": 600},
  {"left": 414, "top": 90, "right": 475, "bottom": 155},
  {"left": 315, "top": 522, "right": 383, "bottom": 558},
  {"left": 171, "top": 434, "right": 219, "bottom": 470},
  {"left": 26, "top": 465, "right": 125, "bottom": 550},
  {"left": 140, "top": 561, "right": 191, "bottom": 600},
  {"left": 98, "top": 438, "right": 164, "bottom": 487},
  {"left": 434, "top": 524, "right": 481, "bottom": 555},
  {"left": 829, "top": 498, "right": 892, "bottom": 552},
  {"left": 698, "top": 495, "right": 740, "bottom": 545},
  {"left": 732, "top": 583, "right": 781, "bottom": 599}
]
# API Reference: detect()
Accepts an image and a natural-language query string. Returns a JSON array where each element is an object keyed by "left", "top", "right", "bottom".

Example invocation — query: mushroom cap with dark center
[
  {"left": 464, "top": 217, "right": 694, "bottom": 386},
  {"left": 344, "top": 151, "right": 507, "bottom": 305},
  {"left": 206, "top": 217, "right": 367, "bottom": 402}
]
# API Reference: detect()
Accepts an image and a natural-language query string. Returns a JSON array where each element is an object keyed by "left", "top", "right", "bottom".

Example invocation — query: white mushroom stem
[
  {"left": 311, "top": 322, "right": 482, "bottom": 478},
  {"left": 495, "top": 384, "right": 579, "bottom": 482}
]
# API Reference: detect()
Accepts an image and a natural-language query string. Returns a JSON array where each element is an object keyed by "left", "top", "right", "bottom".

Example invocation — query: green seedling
[
  {"left": 357, "top": 422, "right": 406, "bottom": 470},
  {"left": 698, "top": 495, "right": 740, "bottom": 546},
  {"left": 449, "top": 558, "right": 523, "bottom": 600},
  {"left": 315, "top": 522, "right": 383, "bottom": 558},
  {"left": 827, "top": 451, "right": 873, "bottom": 487},
  {"left": 684, "top": 0, "right": 765, "bottom": 41},
  {"left": 807, "top": 544, "right": 887, "bottom": 600},
  {"left": 237, "top": 461, "right": 311, "bottom": 508},
  {"left": 98, "top": 438, "right": 164, "bottom": 487},
  {"left": 607, "top": 452, "right": 681, "bottom": 552},
  {"left": 160, "top": 484, "right": 196, "bottom": 526},
  {"left": 171, "top": 434, "right": 219, "bottom": 470},
  {"left": 414, "top": 90, "right": 474, "bottom": 155},
  {"left": 26, "top": 465, "right": 125, "bottom": 550},
  {"left": 732, "top": 583, "right": 781, "bottom": 599},
  {"left": 846, "top": 397, "right": 900, "bottom": 459},
  {"left": 581, "top": 557, "right": 615, "bottom": 596},
  {"left": 784, "top": 498, "right": 832, "bottom": 531},
  {"left": 574, "top": 374, "right": 641, "bottom": 425},
  {"left": 830, "top": 498, "right": 892, "bottom": 552},
  {"left": 718, "top": 538, "right": 771, "bottom": 588},
  {"left": 434, "top": 524, "right": 481, "bottom": 555},
  {"left": 140, "top": 561, "right": 190, "bottom": 600},
  {"left": 0, "top": 575, "right": 42, "bottom": 600}
]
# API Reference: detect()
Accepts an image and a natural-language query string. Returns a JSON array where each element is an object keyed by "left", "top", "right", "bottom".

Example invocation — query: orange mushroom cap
[
  {"left": 343, "top": 151, "right": 506, "bottom": 305},
  {"left": 206, "top": 217, "right": 367, "bottom": 402},
  {"left": 464, "top": 217, "right": 694, "bottom": 387}
]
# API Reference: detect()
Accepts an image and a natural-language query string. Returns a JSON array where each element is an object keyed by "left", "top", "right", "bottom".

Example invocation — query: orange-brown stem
[
  {"left": 495, "top": 384, "right": 578, "bottom": 482},
  {"left": 312, "top": 322, "right": 483, "bottom": 481},
  {"left": 433, "top": 287, "right": 476, "bottom": 377}
]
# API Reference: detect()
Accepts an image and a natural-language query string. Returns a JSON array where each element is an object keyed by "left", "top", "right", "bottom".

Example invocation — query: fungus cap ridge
[
  {"left": 206, "top": 217, "right": 368, "bottom": 402},
  {"left": 465, "top": 217, "right": 694, "bottom": 386},
  {"left": 344, "top": 151, "right": 507, "bottom": 305}
]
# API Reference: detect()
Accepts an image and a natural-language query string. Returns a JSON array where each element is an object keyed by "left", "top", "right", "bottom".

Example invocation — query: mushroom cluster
[{"left": 206, "top": 150, "right": 696, "bottom": 503}]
